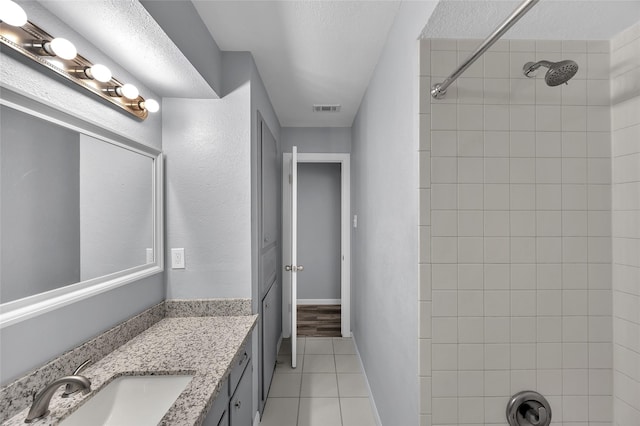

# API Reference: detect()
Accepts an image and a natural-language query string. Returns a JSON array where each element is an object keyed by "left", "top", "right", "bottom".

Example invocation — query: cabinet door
[
  {"left": 230, "top": 363, "right": 253, "bottom": 426},
  {"left": 217, "top": 410, "right": 228, "bottom": 426},
  {"left": 229, "top": 339, "right": 252, "bottom": 396},
  {"left": 202, "top": 379, "right": 229, "bottom": 426},
  {"left": 261, "top": 119, "right": 279, "bottom": 250},
  {"left": 262, "top": 280, "right": 279, "bottom": 401}
]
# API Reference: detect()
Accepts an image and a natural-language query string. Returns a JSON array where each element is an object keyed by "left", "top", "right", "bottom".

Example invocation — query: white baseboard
[
  {"left": 253, "top": 410, "right": 260, "bottom": 426},
  {"left": 297, "top": 299, "right": 341, "bottom": 305},
  {"left": 352, "top": 334, "right": 383, "bottom": 426}
]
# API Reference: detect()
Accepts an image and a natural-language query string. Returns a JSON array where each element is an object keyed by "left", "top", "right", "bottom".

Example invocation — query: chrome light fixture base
[{"left": 0, "top": 21, "right": 149, "bottom": 120}]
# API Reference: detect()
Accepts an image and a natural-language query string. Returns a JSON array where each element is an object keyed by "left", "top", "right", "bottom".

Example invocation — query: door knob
[{"left": 284, "top": 265, "right": 304, "bottom": 272}]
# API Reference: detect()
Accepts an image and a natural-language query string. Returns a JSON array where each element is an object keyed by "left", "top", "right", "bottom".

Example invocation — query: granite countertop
[{"left": 3, "top": 314, "right": 257, "bottom": 426}]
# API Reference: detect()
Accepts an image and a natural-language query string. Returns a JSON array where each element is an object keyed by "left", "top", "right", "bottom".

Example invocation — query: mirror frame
[{"left": 0, "top": 87, "right": 164, "bottom": 328}]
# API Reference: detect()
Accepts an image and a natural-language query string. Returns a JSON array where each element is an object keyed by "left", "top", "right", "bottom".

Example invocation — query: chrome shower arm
[
  {"left": 523, "top": 60, "right": 553, "bottom": 76},
  {"left": 431, "top": 0, "right": 540, "bottom": 99}
]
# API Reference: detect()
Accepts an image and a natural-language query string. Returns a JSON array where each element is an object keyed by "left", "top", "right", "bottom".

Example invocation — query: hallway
[{"left": 260, "top": 337, "right": 376, "bottom": 426}]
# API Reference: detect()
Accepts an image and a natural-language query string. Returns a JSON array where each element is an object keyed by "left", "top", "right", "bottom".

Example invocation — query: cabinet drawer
[
  {"left": 202, "top": 378, "right": 229, "bottom": 426},
  {"left": 229, "top": 338, "right": 252, "bottom": 396},
  {"left": 230, "top": 362, "right": 253, "bottom": 426}
]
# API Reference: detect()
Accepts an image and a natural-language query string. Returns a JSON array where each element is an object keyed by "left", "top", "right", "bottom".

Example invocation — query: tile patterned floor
[{"left": 260, "top": 337, "right": 377, "bottom": 426}]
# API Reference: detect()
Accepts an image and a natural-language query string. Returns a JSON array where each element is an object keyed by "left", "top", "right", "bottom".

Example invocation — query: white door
[
  {"left": 282, "top": 153, "right": 351, "bottom": 341},
  {"left": 285, "top": 146, "right": 302, "bottom": 368}
]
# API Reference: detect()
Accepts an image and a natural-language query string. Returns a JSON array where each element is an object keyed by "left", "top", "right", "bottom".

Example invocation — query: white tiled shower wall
[
  {"left": 610, "top": 22, "right": 640, "bottom": 426},
  {"left": 418, "top": 38, "right": 614, "bottom": 426}
]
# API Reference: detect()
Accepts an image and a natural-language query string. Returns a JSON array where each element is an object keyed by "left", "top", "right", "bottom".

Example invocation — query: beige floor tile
[
  {"left": 332, "top": 338, "right": 357, "bottom": 355},
  {"left": 298, "top": 398, "right": 342, "bottom": 426},
  {"left": 305, "top": 338, "right": 334, "bottom": 354},
  {"left": 279, "top": 338, "right": 306, "bottom": 355},
  {"left": 279, "top": 341, "right": 292, "bottom": 355},
  {"left": 337, "top": 373, "right": 369, "bottom": 397},
  {"left": 303, "top": 354, "right": 336, "bottom": 373},
  {"left": 268, "top": 373, "right": 302, "bottom": 398},
  {"left": 335, "top": 355, "right": 362, "bottom": 373},
  {"left": 260, "top": 397, "right": 299, "bottom": 426},
  {"left": 276, "top": 354, "right": 304, "bottom": 373},
  {"left": 340, "top": 397, "right": 376, "bottom": 426},
  {"left": 297, "top": 337, "right": 306, "bottom": 354},
  {"left": 300, "top": 373, "right": 339, "bottom": 397}
]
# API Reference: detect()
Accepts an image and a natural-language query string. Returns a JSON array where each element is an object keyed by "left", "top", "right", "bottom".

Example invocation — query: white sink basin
[{"left": 60, "top": 375, "right": 193, "bottom": 426}]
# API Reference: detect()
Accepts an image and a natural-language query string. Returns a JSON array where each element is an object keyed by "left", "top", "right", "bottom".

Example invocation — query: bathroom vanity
[
  {"left": 0, "top": 300, "right": 257, "bottom": 426},
  {"left": 203, "top": 338, "right": 253, "bottom": 426}
]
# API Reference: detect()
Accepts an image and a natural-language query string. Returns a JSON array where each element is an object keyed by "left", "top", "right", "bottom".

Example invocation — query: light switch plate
[
  {"left": 146, "top": 248, "right": 154, "bottom": 264},
  {"left": 171, "top": 248, "right": 185, "bottom": 269}
]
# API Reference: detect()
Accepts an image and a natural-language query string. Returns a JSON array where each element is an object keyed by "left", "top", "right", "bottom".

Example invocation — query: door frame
[{"left": 282, "top": 152, "right": 351, "bottom": 338}]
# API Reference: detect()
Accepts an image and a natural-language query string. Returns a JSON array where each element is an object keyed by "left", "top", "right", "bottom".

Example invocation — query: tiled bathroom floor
[{"left": 260, "top": 337, "right": 377, "bottom": 426}]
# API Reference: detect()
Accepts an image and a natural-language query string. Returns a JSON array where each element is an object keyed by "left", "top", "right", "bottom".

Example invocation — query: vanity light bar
[{"left": 0, "top": 2, "right": 158, "bottom": 120}]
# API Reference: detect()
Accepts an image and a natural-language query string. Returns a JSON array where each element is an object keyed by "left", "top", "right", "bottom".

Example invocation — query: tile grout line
[{"left": 333, "top": 341, "right": 345, "bottom": 426}]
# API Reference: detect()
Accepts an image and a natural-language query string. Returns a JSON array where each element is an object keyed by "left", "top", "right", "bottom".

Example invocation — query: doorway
[{"left": 282, "top": 152, "right": 351, "bottom": 342}]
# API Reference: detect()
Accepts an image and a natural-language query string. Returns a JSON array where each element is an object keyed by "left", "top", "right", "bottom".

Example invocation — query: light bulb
[
  {"left": 119, "top": 83, "right": 139, "bottom": 100},
  {"left": 48, "top": 38, "right": 76, "bottom": 60},
  {"left": 88, "top": 64, "right": 111, "bottom": 82},
  {"left": 142, "top": 99, "right": 159, "bottom": 113},
  {"left": 0, "top": 0, "right": 27, "bottom": 27}
]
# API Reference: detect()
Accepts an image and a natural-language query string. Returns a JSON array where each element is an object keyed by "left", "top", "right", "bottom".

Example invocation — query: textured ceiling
[
  {"left": 192, "top": 1, "right": 401, "bottom": 127},
  {"left": 39, "top": 0, "right": 216, "bottom": 99},
  {"left": 422, "top": 0, "right": 640, "bottom": 40}
]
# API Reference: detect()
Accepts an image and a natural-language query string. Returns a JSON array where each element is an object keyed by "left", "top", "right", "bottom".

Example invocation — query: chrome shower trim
[
  {"left": 431, "top": 82, "right": 447, "bottom": 99},
  {"left": 523, "top": 59, "right": 579, "bottom": 86},
  {"left": 430, "top": 0, "right": 540, "bottom": 99},
  {"left": 523, "top": 60, "right": 553, "bottom": 77}
]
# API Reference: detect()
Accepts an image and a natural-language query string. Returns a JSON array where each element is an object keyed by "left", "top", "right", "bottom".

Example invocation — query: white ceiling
[
  {"left": 192, "top": 1, "right": 401, "bottom": 127},
  {"left": 38, "top": 0, "right": 216, "bottom": 99},
  {"left": 35, "top": 0, "right": 640, "bottom": 130},
  {"left": 422, "top": 0, "right": 640, "bottom": 40}
]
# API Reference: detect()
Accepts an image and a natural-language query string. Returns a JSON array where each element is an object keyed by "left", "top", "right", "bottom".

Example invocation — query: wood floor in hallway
[{"left": 297, "top": 304, "right": 341, "bottom": 337}]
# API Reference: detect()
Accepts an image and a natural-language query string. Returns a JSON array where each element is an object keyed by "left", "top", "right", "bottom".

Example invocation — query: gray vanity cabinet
[
  {"left": 257, "top": 113, "right": 282, "bottom": 415},
  {"left": 229, "top": 362, "right": 253, "bottom": 426},
  {"left": 217, "top": 410, "right": 228, "bottom": 426},
  {"left": 203, "top": 378, "right": 229, "bottom": 426},
  {"left": 262, "top": 280, "right": 280, "bottom": 401},
  {"left": 203, "top": 339, "right": 253, "bottom": 426}
]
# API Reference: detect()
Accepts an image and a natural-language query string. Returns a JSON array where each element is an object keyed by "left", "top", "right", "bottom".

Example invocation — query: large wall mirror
[{"left": 0, "top": 88, "right": 163, "bottom": 327}]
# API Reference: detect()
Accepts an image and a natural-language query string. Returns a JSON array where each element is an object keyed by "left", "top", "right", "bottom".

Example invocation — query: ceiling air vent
[{"left": 313, "top": 104, "right": 341, "bottom": 113}]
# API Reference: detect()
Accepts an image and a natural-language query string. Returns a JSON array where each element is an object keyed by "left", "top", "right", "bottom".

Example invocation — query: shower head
[{"left": 523, "top": 60, "right": 579, "bottom": 86}]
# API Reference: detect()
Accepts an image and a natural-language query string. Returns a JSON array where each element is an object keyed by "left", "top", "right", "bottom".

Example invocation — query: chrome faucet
[
  {"left": 24, "top": 375, "right": 91, "bottom": 423},
  {"left": 61, "top": 359, "right": 92, "bottom": 398}
]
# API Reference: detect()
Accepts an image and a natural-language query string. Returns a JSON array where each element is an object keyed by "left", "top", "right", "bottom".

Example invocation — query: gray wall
[
  {"left": 281, "top": 127, "right": 351, "bottom": 153},
  {"left": 0, "top": 274, "right": 163, "bottom": 384},
  {"left": 140, "top": 0, "right": 223, "bottom": 98},
  {"left": 297, "top": 163, "right": 341, "bottom": 300},
  {"left": 1, "top": 106, "right": 80, "bottom": 303},
  {"left": 163, "top": 92, "right": 252, "bottom": 299},
  {"left": 0, "top": 2, "right": 164, "bottom": 385},
  {"left": 350, "top": 2, "right": 437, "bottom": 425},
  {"left": 163, "top": 53, "right": 282, "bottom": 300},
  {"left": 163, "top": 51, "right": 282, "bottom": 418}
]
